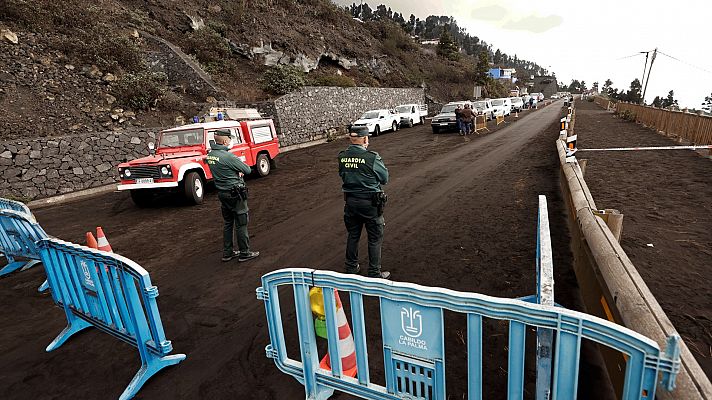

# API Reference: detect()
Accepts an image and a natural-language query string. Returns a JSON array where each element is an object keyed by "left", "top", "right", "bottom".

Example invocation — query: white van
[{"left": 491, "top": 98, "right": 512, "bottom": 117}]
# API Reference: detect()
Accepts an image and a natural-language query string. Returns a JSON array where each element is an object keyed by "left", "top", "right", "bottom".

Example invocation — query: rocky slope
[{"left": 0, "top": 0, "right": 485, "bottom": 140}]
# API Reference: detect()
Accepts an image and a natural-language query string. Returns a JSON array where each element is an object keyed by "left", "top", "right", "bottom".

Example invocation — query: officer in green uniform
[
  {"left": 338, "top": 126, "right": 390, "bottom": 279},
  {"left": 206, "top": 129, "right": 259, "bottom": 262}
]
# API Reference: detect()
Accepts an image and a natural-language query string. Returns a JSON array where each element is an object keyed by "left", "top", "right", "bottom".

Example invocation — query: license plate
[
  {"left": 438, "top": 123, "right": 449, "bottom": 126},
  {"left": 136, "top": 178, "right": 154, "bottom": 184}
]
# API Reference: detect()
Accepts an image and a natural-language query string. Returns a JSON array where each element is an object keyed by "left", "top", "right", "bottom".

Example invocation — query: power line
[
  {"left": 657, "top": 50, "right": 712, "bottom": 74},
  {"left": 614, "top": 52, "right": 646, "bottom": 61}
]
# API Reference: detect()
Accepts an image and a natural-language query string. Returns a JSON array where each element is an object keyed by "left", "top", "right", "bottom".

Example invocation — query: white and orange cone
[
  {"left": 96, "top": 227, "right": 113, "bottom": 252},
  {"left": 319, "top": 290, "right": 358, "bottom": 378}
]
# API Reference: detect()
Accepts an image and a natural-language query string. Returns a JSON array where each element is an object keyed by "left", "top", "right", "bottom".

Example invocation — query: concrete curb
[
  {"left": 27, "top": 184, "right": 118, "bottom": 210},
  {"left": 25, "top": 136, "right": 344, "bottom": 209}
]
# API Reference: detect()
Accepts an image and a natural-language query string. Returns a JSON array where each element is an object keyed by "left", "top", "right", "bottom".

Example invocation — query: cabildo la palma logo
[{"left": 399, "top": 307, "right": 428, "bottom": 350}]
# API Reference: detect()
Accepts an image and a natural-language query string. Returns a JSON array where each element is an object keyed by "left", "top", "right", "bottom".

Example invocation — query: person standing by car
[
  {"left": 454, "top": 105, "right": 463, "bottom": 135},
  {"left": 338, "top": 126, "right": 390, "bottom": 279},
  {"left": 206, "top": 129, "right": 260, "bottom": 263},
  {"left": 459, "top": 104, "right": 475, "bottom": 135}
]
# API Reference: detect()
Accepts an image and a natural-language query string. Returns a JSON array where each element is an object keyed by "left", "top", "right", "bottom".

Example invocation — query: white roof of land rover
[{"left": 163, "top": 120, "right": 270, "bottom": 132}]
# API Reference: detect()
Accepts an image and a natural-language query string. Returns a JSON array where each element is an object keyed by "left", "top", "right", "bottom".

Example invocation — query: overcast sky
[{"left": 333, "top": 0, "right": 712, "bottom": 108}]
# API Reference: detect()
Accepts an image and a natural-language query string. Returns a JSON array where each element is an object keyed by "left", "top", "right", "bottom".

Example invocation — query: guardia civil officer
[
  {"left": 338, "top": 126, "right": 390, "bottom": 279},
  {"left": 206, "top": 129, "right": 260, "bottom": 262}
]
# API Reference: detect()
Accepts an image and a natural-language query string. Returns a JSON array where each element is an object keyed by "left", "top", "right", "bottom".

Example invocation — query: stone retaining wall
[
  {"left": 0, "top": 130, "right": 154, "bottom": 200},
  {"left": 1, "top": 86, "right": 424, "bottom": 201},
  {"left": 274, "top": 86, "right": 425, "bottom": 147}
]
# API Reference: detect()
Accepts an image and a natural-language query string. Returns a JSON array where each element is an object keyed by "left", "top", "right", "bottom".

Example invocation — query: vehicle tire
[
  {"left": 392, "top": 121, "right": 398, "bottom": 132},
  {"left": 255, "top": 153, "right": 271, "bottom": 177},
  {"left": 184, "top": 171, "right": 204, "bottom": 205},
  {"left": 432, "top": 127, "right": 439, "bottom": 134},
  {"left": 374, "top": 125, "right": 380, "bottom": 136},
  {"left": 407, "top": 118, "right": 414, "bottom": 128},
  {"left": 130, "top": 189, "right": 154, "bottom": 207},
  {"left": 420, "top": 116, "right": 425, "bottom": 124}
]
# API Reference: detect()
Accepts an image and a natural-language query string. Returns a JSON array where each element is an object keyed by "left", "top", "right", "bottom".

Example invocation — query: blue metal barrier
[
  {"left": 38, "top": 237, "right": 186, "bottom": 400},
  {"left": 257, "top": 197, "right": 681, "bottom": 400},
  {"left": 0, "top": 197, "right": 35, "bottom": 220},
  {"left": 0, "top": 209, "right": 47, "bottom": 278}
]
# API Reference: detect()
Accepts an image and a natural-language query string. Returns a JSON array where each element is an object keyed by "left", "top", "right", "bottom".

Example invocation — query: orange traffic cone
[
  {"left": 86, "top": 232, "right": 98, "bottom": 249},
  {"left": 96, "top": 227, "right": 113, "bottom": 252},
  {"left": 319, "top": 290, "right": 358, "bottom": 378}
]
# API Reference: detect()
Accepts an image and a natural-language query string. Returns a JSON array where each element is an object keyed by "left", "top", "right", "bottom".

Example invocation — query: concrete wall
[
  {"left": 1, "top": 86, "right": 424, "bottom": 201},
  {"left": 0, "top": 130, "right": 154, "bottom": 200}
]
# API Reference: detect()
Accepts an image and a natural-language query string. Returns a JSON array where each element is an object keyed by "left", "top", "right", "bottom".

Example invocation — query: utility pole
[
  {"left": 641, "top": 48, "right": 657, "bottom": 104},
  {"left": 640, "top": 51, "right": 650, "bottom": 92}
]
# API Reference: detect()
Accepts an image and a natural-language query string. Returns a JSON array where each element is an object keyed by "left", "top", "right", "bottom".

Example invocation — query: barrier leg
[
  {"left": 119, "top": 353, "right": 186, "bottom": 400},
  {"left": 46, "top": 316, "right": 92, "bottom": 352},
  {"left": 20, "top": 259, "right": 41, "bottom": 271},
  {"left": 38, "top": 279, "right": 50, "bottom": 292},
  {"left": 0, "top": 255, "right": 27, "bottom": 277}
]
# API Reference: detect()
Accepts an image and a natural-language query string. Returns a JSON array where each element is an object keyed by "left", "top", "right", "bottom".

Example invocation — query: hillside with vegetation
[{"left": 1, "top": 0, "right": 548, "bottom": 140}]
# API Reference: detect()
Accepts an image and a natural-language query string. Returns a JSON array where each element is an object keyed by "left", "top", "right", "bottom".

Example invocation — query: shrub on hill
[
  {"left": 262, "top": 65, "right": 306, "bottom": 95},
  {"left": 114, "top": 71, "right": 167, "bottom": 110}
]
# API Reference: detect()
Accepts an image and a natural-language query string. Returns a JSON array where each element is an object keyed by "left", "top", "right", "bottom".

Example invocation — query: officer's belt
[{"left": 344, "top": 192, "right": 375, "bottom": 200}]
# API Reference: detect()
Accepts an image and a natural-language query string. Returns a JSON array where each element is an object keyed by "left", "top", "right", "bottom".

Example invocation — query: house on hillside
[
  {"left": 488, "top": 67, "right": 517, "bottom": 83},
  {"left": 420, "top": 39, "right": 440, "bottom": 45}
]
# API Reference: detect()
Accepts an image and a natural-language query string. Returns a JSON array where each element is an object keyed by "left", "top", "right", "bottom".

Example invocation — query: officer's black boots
[
  {"left": 238, "top": 251, "right": 260, "bottom": 262},
  {"left": 370, "top": 271, "right": 391, "bottom": 280}
]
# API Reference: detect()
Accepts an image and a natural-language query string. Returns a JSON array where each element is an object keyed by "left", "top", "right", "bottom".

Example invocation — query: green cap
[
  {"left": 349, "top": 126, "right": 371, "bottom": 137},
  {"left": 214, "top": 129, "right": 233, "bottom": 138}
]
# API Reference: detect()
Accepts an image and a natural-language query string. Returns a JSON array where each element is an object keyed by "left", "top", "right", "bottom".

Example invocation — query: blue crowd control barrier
[
  {"left": 0, "top": 197, "right": 35, "bottom": 220},
  {"left": 0, "top": 209, "right": 47, "bottom": 278},
  {"left": 257, "top": 198, "right": 680, "bottom": 399},
  {"left": 37, "top": 237, "right": 186, "bottom": 400},
  {"left": 258, "top": 269, "right": 681, "bottom": 400}
]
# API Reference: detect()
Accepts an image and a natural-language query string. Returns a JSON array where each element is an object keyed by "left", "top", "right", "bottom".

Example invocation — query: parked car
[
  {"left": 351, "top": 109, "right": 399, "bottom": 136},
  {"left": 509, "top": 97, "right": 524, "bottom": 113},
  {"left": 550, "top": 94, "right": 560, "bottom": 99},
  {"left": 395, "top": 104, "right": 428, "bottom": 127},
  {"left": 473, "top": 100, "right": 495, "bottom": 121},
  {"left": 117, "top": 113, "right": 280, "bottom": 206},
  {"left": 530, "top": 92, "right": 545, "bottom": 101},
  {"left": 491, "top": 98, "right": 512, "bottom": 117},
  {"left": 431, "top": 101, "right": 472, "bottom": 133}
]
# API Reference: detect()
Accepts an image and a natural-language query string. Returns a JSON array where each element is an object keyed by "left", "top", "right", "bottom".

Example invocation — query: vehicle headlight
[
  {"left": 124, "top": 169, "right": 131, "bottom": 178},
  {"left": 161, "top": 166, "right": 170, "bottom": 175},
  {"left": 366, "top": 122, "right": 374, "bottom": 126}
]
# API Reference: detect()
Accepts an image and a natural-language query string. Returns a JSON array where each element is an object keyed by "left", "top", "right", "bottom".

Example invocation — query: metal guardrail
[
  {"left": 257, "top": 198, "right": 681, "bottom": 400},
  {"left": 38, "top": 237, "right": 185, "bottom": 400}
]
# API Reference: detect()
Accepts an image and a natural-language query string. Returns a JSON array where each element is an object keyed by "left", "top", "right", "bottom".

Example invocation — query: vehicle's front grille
[{"left": 126, "top": 166, "right": 161, "bottom": 179}]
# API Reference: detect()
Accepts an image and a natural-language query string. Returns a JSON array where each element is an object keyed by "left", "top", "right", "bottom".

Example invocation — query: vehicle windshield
[
  {"left": 361, "top": 111, "right": 380, "bottom": 119},
  {"left": 491, "top": 99, "right": 504, "bottom": 106},
  {"left": 158, "top": 129, "right": 204, "bottom": 148},
  {"left": 441, "top": 104, "right": 459, "bottom": 113},
  {"left": 395, "top": 105, "right": 411, "bottom": 113},
  {"left": 474, "top": 101, "right": 488, "bottom": 109}
]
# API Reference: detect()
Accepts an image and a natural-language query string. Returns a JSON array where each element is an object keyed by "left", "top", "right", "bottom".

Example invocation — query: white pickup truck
[
  {"left": 394, "top": 104, "right": 428, "bottom": 128},
  {"left": 351, "top": 109, "right": 400, "bottom": 136}
]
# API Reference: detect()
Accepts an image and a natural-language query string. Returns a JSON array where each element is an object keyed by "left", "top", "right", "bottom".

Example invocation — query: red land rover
[{"left": 117, "top": 117, "right": 279, "bottom": 206}]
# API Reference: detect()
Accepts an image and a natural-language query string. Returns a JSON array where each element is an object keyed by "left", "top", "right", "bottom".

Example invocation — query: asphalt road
[{"left": 1, "top": 101, "right": 612, "bottom": 399}]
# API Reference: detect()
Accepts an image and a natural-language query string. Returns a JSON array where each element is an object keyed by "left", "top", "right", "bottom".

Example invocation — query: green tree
[
  {"left": 661, "top": 90, "right": 678, "bottom": 108},
  {"left": 702, "top": 92, "right": 712, "bottom": 113},
  {"left": 625, "top": 79, "right": 642, "bottom": 103},
  {"left": 474, "top": 51, "right": 490, "bottom": 85},
  {"left": 652, "top": 96, "right": 663, "bottom": 108},
  {"left": 436, "top": 24, "right": 460, "bottom": 61},
  {"left": 493, "top": 49, "right": 502, "bottom": 64}
]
